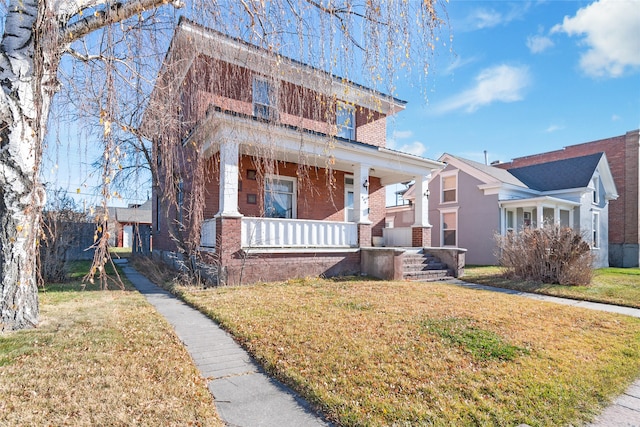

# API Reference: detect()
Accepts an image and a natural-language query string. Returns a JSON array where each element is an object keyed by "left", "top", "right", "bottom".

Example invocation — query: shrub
[{"left": 495, "top": 224, "right": 593, "bottom": 286}]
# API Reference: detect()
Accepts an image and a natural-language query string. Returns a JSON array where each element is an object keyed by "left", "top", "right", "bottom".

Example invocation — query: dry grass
[
  {"left": 0, "top": 263, "right": 222, "bottom": 426},
  {"left": 173, "top": 277, "right": 640, "bottom": 426},
  {"left": 465, "top": 266, "right": 640, "bottom": 309}
]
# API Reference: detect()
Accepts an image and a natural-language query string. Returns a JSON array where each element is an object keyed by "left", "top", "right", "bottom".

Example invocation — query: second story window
[
  {"left": 441, "top": 173, "right": 457, "bottom": 203},
  {"left": 253, "top": 77, "right": 277, "bottom": 120},
  {"left": 592, "top": 176, "right": 600, "bottom": 204},
  {"left": 336, "top": 102, "right": 355, "bottom": 139}
]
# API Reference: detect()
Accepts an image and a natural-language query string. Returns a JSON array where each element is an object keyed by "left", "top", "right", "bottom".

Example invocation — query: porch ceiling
[{"left": 192, "top": 109, "right": 444, "bottom": 185}]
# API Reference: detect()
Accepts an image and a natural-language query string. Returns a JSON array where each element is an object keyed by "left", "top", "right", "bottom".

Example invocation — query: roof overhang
[
  {"left": 188, "top": 110, "right": 444, "bottom": 186},
  {"left": 499, "top": 196, "right": 581, "bottom": 209}
]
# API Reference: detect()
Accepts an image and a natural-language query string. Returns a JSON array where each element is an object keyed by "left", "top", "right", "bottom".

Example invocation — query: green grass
[
  {"left": 464, "top": 266, "right": 640, "bottom": 308},
  {"left": 169, "top": 276, "right": 640, "bottom": 426},
  {"left": 0, "top": 262, "right": 222, "bottom": 426}
]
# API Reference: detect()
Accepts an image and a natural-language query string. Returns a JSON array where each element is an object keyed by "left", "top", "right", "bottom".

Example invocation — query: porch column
[
  {"left": 412, "top": 174, "right": 432, "bottom": 247},
  {"left": 216, "top": 141, "right": 242, "bottom": 218},
  {"left": 412, "top": 174, "right": 431, "bottom": 227},
  {"left": 554, "top": 206, "right": 560, "bottom": 225},
  {"left": 353, "top": 163, "right": 371, "bottom": 224},
  {"left": 536, "top": 202, "right": 544, "bottom": 228}
]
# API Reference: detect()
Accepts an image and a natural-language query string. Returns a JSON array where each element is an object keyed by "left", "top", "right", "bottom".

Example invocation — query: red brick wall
[
  {"left": 496, "top": 130, "right": 639, "bottom": 246},
  {"left": 201, "top": 250, "right": 361, "bottom": 285},
  {"left": 180, "top": 55, "right": 389, "bottom": 147}
]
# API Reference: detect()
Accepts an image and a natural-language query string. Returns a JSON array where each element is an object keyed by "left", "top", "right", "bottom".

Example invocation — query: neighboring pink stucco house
[{"left": 425, "top": 153, "right": 617, "bottom": 267}]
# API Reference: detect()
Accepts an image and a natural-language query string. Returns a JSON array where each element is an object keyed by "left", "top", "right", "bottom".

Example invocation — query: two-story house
[
  {"left": 427, "top": 152, "right": 617, "bottom": 267},
  {"left": 142, "top": 19, "right": 447, "bottom": 284}
]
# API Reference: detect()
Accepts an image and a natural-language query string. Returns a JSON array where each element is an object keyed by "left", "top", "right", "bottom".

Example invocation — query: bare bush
[
  {"left": 495, "top": 225, "right": 593, "bottom": 286},
  {"left": 38, "top": 190, "right": 91, "bottom": 284}
]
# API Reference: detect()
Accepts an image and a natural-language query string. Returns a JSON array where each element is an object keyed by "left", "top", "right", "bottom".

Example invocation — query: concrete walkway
[
  {"left": 118, "top": 261, "right": 330, "bottom": 427},
  {"left": 118, "top": 259, "right": 639, "bottom": 426}
]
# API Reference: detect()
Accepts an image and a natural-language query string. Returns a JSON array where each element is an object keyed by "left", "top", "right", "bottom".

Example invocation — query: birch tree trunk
[
  {"left": 0, "top": 0, "right": 181, "bottom": 331},
  {"left": 0, "top": 0, "right": 48, "bottom": 331}
]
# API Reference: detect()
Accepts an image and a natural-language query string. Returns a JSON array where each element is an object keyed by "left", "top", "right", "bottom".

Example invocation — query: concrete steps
[{"left": 402, "top": 250, "right": 454, "bottom": 281}]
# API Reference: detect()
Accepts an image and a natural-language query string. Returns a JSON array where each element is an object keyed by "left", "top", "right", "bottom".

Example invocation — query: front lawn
[
  {"left": 0, "top": 261, "right": 222, "bottom": 426},
  {"left": 464, "top": 266, "right": 640, "bottom": 308},
  {"left": 174, "top": 277, "right": 640, "bottom": 426}
]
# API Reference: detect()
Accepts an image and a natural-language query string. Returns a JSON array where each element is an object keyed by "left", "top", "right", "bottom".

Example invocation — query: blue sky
[
  {"left": 387, "top": 0, "right": 639, "bottom": 167},
  {"left": 43, "top": 0, "right": 639, "bottom": 208}
]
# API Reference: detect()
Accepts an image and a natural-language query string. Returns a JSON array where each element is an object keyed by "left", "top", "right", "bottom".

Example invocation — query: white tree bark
[{"left": 0, "top": 0, "right": 180, "bottom": 331}]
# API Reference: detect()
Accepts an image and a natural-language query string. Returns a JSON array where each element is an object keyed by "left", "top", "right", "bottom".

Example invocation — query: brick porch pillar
[
  {"left": 412, "top": 226, "right": 432, "bottom": 247},
  {"left": 215, "top": 216, "right": 242, "bottom": 284},
  {"left": 358, "top": 223, "right": 372, "bottom": 247}
]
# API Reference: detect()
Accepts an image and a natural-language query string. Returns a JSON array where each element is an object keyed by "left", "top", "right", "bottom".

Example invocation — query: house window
[
  {"left": 253, "top": 77, "right": 277, "bottom": 120},
  {"left": 441, "top": 173, "right": 457, "bottom": 203},
  {"left": 523, "top": 211, "right": 532, "bottom": 228},
  {"left": 155, "top": 194, "right": 161, "bottom": 232},
  {"left": 345, "top": 175, "right": 354, "bottom": 222},
  {"left": 506, "top": 210, "right": 515, "bottom": 232},
  {"left": 337, "top": 103, "right": 355, "bottom": 140},
  {"left": 442, "top": 211, "right": 457, "bottom": 246},
  {"left": 264, "top": 176, "right": 296, "bottom": 219},
  {"left": 176, "top": 179, "right": 184, "bottom": 228},
  {"left": 592, "top": 176, "right": 600, "bottom": 204},
  {"left": 592, "top": 212, "right": 600, "bottom": 248}
]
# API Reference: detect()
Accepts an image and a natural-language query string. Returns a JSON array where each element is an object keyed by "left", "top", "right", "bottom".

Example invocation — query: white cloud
[
  {"left": 526, "top": 34, "right": 554, "bottom": 53},
  {"left": 545, "top": 124, "right": 564, "bottom": 133},
  {"left": 611, "top": 114, "right": 621, "bottom": 121},
  {"left": 434, "top": 64, "right": 531, "bottom": 114},
  {"left": 398, "top": 141, "right": 427, "bottom": 157},
  {"left": 392, "top": 130, "right": 414, "bottom": 140},
  {"left": 444, "top": 55, "right": 480, "bottom": 75},
  {"left": 458, "top": 3, "right": 531, "bottom": 32},
  {"left": 551, "top": 0, "right": 640, "bottom": 78}
]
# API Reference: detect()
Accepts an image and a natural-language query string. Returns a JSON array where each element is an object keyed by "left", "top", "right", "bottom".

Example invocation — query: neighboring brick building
[
  {"left": 496, "top": 130, "right": 639, "bottom": 267},
  {"left": 142, "top": 19, "right": 446, "bottom": 284}
]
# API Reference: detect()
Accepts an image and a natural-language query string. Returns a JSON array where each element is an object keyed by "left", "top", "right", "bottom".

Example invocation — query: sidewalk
[
  {"left": 119, "top": 259, "right": 639, "bottom": 426},
  {"left": 118, "top": 260, "right": 330, "bottom": 427}
]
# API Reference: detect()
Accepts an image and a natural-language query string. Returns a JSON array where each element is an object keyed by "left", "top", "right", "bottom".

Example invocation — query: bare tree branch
[{"left": 62, "top": 0, "right": 184, "bottom": 42}]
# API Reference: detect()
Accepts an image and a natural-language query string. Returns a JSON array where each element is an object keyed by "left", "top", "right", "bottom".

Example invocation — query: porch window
[
  {"left": 441, "top": 173, "right": 457, "bottom": 203},
  {"left": 264, "top": 176, "right": 296, "bottom": 219},
  {"left": 592, "top": 212, "right": 600, "bottom": 248},
  {"left": 442, "top": 211, "right": 457, "bottom": 246},
  {"left": 337, "top": 102, "right": 355, "bottom": 139},
  {"left": 253, "top": 77, "right": 277, "bottom": 120},
  {"left": 345, "top": 175, "right": 354, "bottom": 222},
  {"left": 506, "top": 210, "right": 514, "bottom": 232}
]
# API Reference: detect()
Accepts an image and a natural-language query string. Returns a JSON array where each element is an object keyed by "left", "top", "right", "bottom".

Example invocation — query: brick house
[
  {"left": 142, "top": 19, "right": 453, "bottom": 285},
  {"left": 496, "top": 130, "right": 639, "bottom": 267}
]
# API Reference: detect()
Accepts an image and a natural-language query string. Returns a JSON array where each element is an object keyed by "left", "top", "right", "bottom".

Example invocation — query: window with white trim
[
  {"left": 592, "top": 212, "right": 600, "bottom": 248},
  {"left": 506, "top": 210, "right": 515, "bottom": 232},
  {"left": 344, "top": 175, "right": 355, "bottom": 222},
  {"left": 442, "top": 210, "right": 457, "bottom": 246},
  {"left": 592, "top": 176, "right": 600, "bottom": 205},
  {"left": 253, "top": 77, "right": 277, "bottom": 120},
  {"left": 337, "top": 102, "right": 355, "bottom": 140},
  {"left": 264, "top": 176, "right": 296, "bottom": 219},
  {"left": 441, "top": 173, "right": 457, "bottom": 203}
]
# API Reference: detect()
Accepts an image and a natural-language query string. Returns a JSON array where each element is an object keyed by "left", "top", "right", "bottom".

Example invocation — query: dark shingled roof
[{"left": 507, "top": 152, "right": 604, "bottom": 191}]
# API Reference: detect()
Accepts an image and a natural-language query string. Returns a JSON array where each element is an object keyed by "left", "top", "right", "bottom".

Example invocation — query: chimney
[{"left": 484, "top": 150, "right": 488, "bottom": 165}]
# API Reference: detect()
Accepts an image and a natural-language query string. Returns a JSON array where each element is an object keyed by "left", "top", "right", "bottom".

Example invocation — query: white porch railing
[
  {"left": 201, "top": 218, "right": 217, "bottom": 248},
  {"left": 242, "top": 217, "right": 358, "bottom": 248},
  {"left": 383, "top": 227, "right": 412, "bottom": 247}
]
